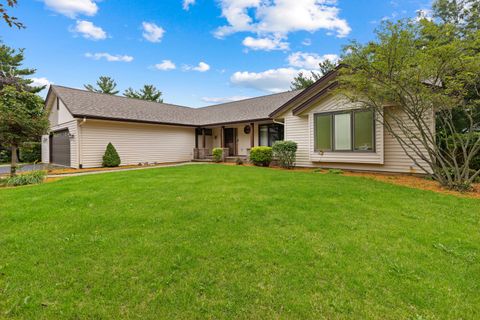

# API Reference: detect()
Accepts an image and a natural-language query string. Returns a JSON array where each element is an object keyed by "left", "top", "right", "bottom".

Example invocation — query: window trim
[{"left": 313, "top": 109, "right": 376, "bottom": 153}]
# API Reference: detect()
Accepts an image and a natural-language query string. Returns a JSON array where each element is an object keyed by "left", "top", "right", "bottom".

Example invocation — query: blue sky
[{"left": 2, "top": 0, "right": 431, "bottom": 107}]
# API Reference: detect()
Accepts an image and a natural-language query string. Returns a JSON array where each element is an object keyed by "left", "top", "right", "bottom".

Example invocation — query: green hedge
[
  {"left": 272, "top": 140, "right": 297, "bottom": 169},
  {"left": 102, "top": 143, "right": 121, "bottom": 167},
  {"left": 249, "top": 146, "right": 272, "bottom": 167}
]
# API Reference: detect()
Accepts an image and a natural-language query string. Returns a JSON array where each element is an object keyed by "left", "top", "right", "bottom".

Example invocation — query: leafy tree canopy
[
  {"left": 0, "top": 86, "right": 48, "bottom": 175},
  {"left": 336, "top": 0, "right": 480, "bottom": 190}
]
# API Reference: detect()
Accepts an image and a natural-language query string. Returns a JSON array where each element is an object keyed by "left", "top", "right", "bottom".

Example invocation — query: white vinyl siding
[
  {"left": 79, "top": 120, "right": 195, "bottom": 168},
  {"left": 48, "top": 98, "right": 74, "bottom": 127}
]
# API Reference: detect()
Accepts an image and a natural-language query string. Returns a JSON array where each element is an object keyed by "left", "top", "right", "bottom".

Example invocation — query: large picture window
[
  {"left": 259, "top": 123, "right": 284, "bottom": 147},
  {"left": 314, "top": 110, "right": 375, "bottom": 152}
]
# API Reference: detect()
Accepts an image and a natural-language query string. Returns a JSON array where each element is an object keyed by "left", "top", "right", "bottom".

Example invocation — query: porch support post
[
  {"left": 221, "top": 126, "right": 225, "bottom": 148},
  {"left": 195, "top": 128, "right": 198, "bottom": 149},
  {"left": 202, "top": 128, "right": 206, "bottom": 148},
  {"left": 250, "top": 122, "right": 255, "bottom": 148}
]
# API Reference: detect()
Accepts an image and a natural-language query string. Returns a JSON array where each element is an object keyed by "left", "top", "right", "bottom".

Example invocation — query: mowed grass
[{"left": 0, "top": 165, "right": 479, "bottom": 319}]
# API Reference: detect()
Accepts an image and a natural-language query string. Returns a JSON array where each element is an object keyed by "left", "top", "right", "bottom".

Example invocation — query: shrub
[
  {"left": 328, "top": 168, "right": 344, "bottom": 174},
  {"left": 20, "top": 142, "right": 41, "bottom": 163},
  {"left": 272, "top": 140, "right": 297, "bottom": 169},
  {"left": 250, "top": 146, "right": 273, "bottom": 167},
  {"left": 235, "top": 157, "right": 244, "bottom": 165},
  {"left": 0, "top": 149, "right": 10, "bottom": 163},
  {"left": 102, "top": 143, "right": 121, "bottom": 167},
  {"left": 212, "top": 148, "right": 223, "bottom": 162},
  {"left": 4, "top": 170, "right": 46, "bottom": 186}
]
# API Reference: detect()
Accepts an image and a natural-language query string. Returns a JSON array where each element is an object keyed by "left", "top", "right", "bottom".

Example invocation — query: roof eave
[
  {"left": 268, "top": 66, "right": 341, "bottom": 118},
  {"left": 71, "top": 114, "right": 199, "bottom": 127},
  {"left": 291, "top": 82, "right": 338, "bottom": 116}
]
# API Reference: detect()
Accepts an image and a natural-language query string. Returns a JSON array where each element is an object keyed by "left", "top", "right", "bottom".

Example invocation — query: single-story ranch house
[{"left": 41, "top": 70, "right": 433, "bottom": 173}]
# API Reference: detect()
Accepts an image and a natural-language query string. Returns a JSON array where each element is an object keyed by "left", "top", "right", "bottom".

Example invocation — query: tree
[
  {"left": 124, "top": 84, "right": 163, "bottom": 102},
  {"left": 0, "top": 43, "right": 44, "bottom": 93},
  {"left": 102, "top": 142, "right": 121, "bottom": 167},
  {"left": 290, "top": 59, "right": 337, "bottom": 90},
  {"left": 432, "top": 0, "right": 479, "bottom": 33},
  {"left": 290, "top": 72, "right": 316, "bottom": 91},
  {"left": 337, "top": 16, "right": 480, "bottom": 191},
  {"left": 0, "top": 0, "right": 25, "bottom": 29},
  {"left": 84, "top": 76, "right": 119, "bottom": 95},
  {"left": 0, "top": 86, "right": 48, "bottom": 176}
]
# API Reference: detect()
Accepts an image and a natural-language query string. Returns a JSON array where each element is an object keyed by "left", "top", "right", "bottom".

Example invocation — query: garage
[{"left": 50, "top": 129, "right": 71, "bottom": 167}]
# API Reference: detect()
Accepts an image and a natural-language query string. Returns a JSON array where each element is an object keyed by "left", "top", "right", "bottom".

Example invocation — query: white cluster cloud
[
  {"left": 29, "top": 77, "right": 53, "bottom": 91},
  {"left": 184, "top": 61, "right": 211, "bottom": 72},
  {"left": 43, "top": 0, "right": 98, "bottom": 18},
  {"left": 201, "top": 96, "right": 252, "bottom": 104},
  {"left": 183, "top": 0, "right": 196, "bottom": 10},
  {"left": 230, "top": 51, "right": 339, "bottom": 92},
  {"left": 230, "top": 68, "right": 308, "bottom": 93},
  {"left": 215, "top": 0, "right": 351, "bottom": 50},
  {"left": 242, "top": 36, "right": 289, "bottom": 51},
  {"left": 72, "top": 20, "right": 107, "bottom": 40},
  {"left": 155, "top": 60, "right": 176, "bottom": 71},
  {"left": 142, "top": 22, "right": 165, "bottom": 43},
  {"left": 287, "top": 52, "right": 339, "bottom": 69},
  {"left": 85, "top": 52, "right": 134, "bottom": 62}
]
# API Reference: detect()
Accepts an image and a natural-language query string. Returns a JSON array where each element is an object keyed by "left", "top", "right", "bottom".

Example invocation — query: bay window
[{"left": 314, "top": 109, "right": 375, "bottom": 152}]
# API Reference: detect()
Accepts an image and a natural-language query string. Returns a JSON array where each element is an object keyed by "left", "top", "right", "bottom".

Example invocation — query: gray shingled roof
[{"left": 50, "top": 85, "right": 302, "bottom": 127}]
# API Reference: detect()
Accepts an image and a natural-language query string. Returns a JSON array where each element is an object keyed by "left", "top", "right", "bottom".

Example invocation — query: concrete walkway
[{"left": 46, "top": 162, "right": 210, "bottom": 178}]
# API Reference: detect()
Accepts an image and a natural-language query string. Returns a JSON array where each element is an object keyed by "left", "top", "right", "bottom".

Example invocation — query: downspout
[{"left": 78, "top": 117, "right": 87, "bottom": 169}]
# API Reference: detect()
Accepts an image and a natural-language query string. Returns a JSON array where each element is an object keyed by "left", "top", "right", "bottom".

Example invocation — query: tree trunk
[{"left": 10, "top": 145, "right": 18, "bottom": 177}]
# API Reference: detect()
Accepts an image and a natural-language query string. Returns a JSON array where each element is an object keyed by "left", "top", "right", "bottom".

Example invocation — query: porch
[{"left": 192, "top": 121, "right": 284, "bottom": 161}]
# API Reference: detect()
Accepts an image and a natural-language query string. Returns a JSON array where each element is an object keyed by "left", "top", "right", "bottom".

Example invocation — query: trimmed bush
[
  {"left": 249, "top": 146, "right": 273, "bottom": 167},
  {"left": 212, "top": 148, "right": 223, "bottom": 162},
  {"left": 20, "top": 142, "right": 41, "bottom": 163},
  {"left": 235, "top": 157, "right": 244, "bottom": 165},
  {"left": 4, "top": 170, "right": 46, "bottom": 186},
  {"left": 272, "top": 140, "right": 297, "bottom": 169},
  {"left": 102, "top": 143, "right": 121, "bottom": 167}
]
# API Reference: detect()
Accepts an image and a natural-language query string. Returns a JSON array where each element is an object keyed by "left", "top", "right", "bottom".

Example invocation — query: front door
[{"left": 224, "top": 128, "right": 236, "bottom": 156}]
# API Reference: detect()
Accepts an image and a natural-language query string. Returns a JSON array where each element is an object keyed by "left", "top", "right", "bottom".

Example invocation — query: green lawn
[{"left": 0, "top": 165, "right": 479, "bottom": 319}]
